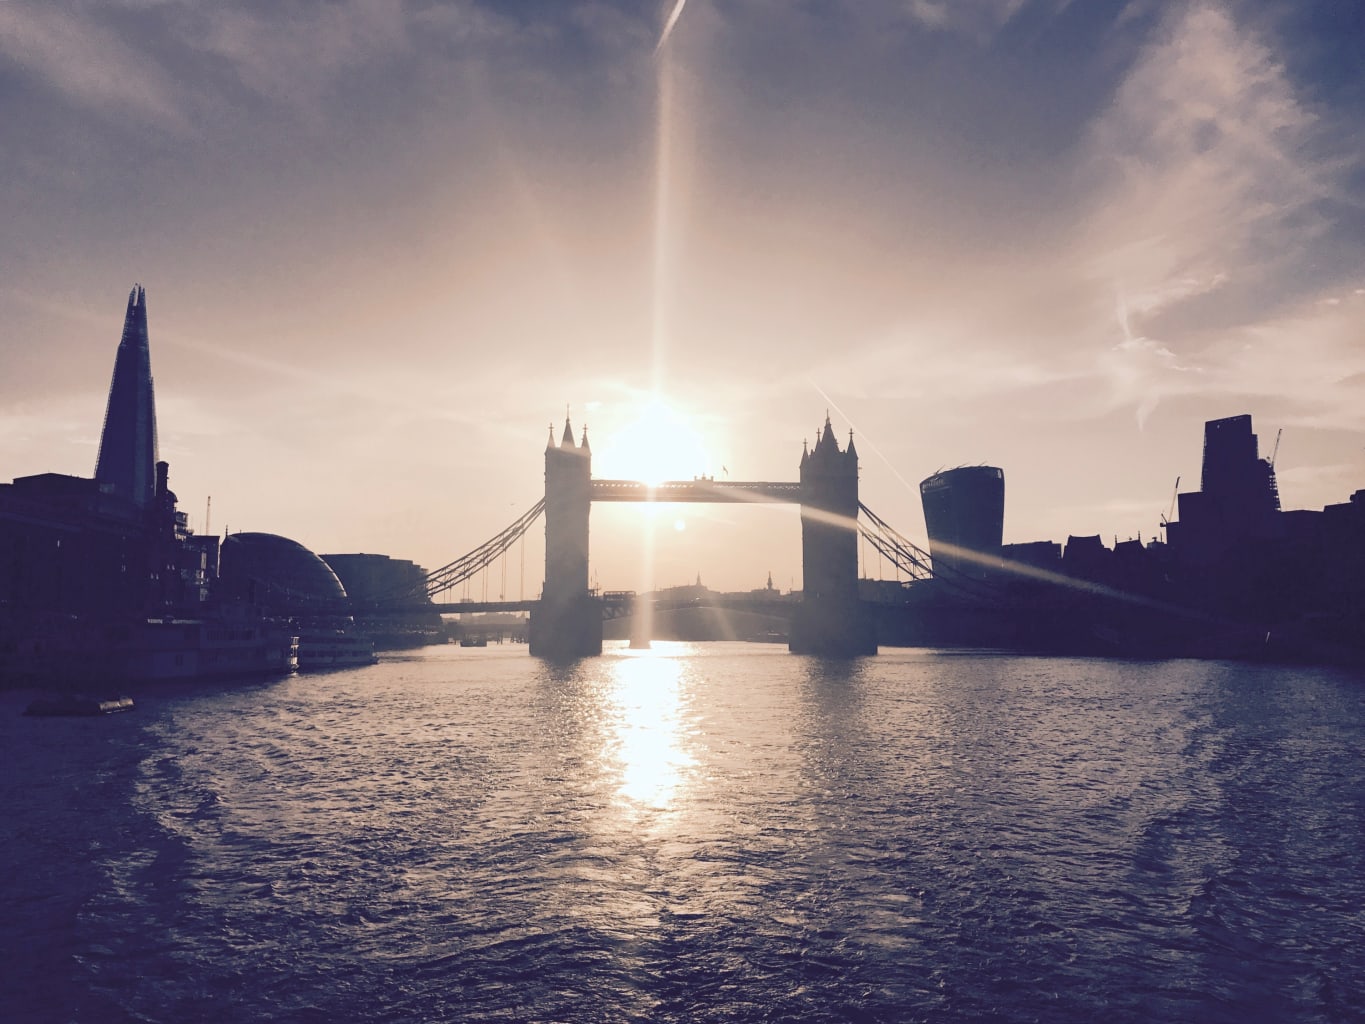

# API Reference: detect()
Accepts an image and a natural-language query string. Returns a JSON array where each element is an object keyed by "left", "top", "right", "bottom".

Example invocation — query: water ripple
[{"left": 3, "top": 645, "right": 1364, "bottom": 1022}]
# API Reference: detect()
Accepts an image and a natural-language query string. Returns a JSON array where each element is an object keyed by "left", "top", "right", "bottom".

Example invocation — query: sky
[{"left": 2, "top": 0, "right": 1364, "bottom": 596}]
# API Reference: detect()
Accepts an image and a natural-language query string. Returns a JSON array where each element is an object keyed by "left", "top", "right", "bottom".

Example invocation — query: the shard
[{"left": 94, "top": 285, "right": 159, "bottom": 507}]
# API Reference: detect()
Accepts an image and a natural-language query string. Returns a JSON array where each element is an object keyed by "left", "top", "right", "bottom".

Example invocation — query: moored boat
[
  {"left": 297, "top": 631, "right": 378, "bottom": 670},
  {"left": 108, "top": 613, "right": 298, "bottom": 682},
  {"left": 25, "top": 693, "right": 134, "bottom": 716}
]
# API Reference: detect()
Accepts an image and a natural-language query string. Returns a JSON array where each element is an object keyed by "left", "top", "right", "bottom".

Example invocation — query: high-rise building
[
  {"left": 322, "top": 553, "right": 429, "bottom": 606},
  {"left": 1199, "top": 414, "right": 1280, "bottom": 518},
  {"left": 1167, "top": 414, "right": 1281, "bottom": 564},
  {"left": 919, "top": 466, "right": 1005, "bottom": 580},
  {"left": 94, "top": 285, "right": 158, "bottom": 507}
]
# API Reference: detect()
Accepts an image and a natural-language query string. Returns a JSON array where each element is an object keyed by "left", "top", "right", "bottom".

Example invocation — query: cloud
[
  {"left": 0, "top": 4, "right": 188, "bottom": 129},
  {"left": 1033, "top": 0, "right": 1363, "bottom": 427},
  {"left": 1080, "top": 2, "right": 1332, "bottom": 329},
  {"left": 183, "top": 0, "right": 414, "bottom": 118},
  {"left": 900, "top": 0, "right": 1032, "bottom": 35},
  {"left": 1199, "top": 285, "right": 1365, "bottom": 429},
  {"left": 784, "top": 0, "right": 1363, "bottom": 441},
  {"left": 1099, "top": 336, "right": 1201, "bottom": 427}
]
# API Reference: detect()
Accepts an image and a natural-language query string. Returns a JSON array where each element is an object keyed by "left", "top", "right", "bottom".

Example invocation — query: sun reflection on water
[{"left": 604, "top": 644, "right": 697, "bottom": 813}]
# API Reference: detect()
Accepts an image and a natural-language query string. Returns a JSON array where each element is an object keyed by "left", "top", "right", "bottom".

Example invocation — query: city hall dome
[{"left": 218, "top": 532, "right": 350, "bottom": 616}]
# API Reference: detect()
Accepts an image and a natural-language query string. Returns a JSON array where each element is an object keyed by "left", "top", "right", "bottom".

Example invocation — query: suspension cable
[
  {"left": 422, "top": 498, "right": 546, "bottom": 597},
  {"left": 857, "top": 501, "right": 1008, "bottom": 603},
  {"left": 369, "top": 498, "right": 546, "bottom": 606}
]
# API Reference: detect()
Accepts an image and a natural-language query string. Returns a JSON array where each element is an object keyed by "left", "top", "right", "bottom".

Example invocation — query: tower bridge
[
  {"left": 378, "top": 413, "right": 942, "bottom": 658},
  {"left": 530, "top": 413, "right": 876, "bottom": 658}
]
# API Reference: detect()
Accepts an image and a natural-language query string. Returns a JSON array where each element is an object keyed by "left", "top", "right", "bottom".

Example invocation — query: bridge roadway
[
  {"left": 430, "top": 600, "right": 537, "bottom": 614},
  {"left": 406, "top": 593, "right": 796, "bottom": 617},
  {"left": 590, "top": 479, "right": 801, "bottom": 503}
]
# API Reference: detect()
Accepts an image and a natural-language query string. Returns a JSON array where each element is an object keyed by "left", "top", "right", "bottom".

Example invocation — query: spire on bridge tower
[
  {"left": 810, "top": 411, "right": 851, "bottom": 464},
  {"left": 579, "top": 424, "right": 590, "bottom": 453},
  {"left": 561, "top": 414, "right": 576, "bottom": 448}
]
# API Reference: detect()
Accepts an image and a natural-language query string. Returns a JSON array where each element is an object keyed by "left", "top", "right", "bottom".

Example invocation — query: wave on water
[{"left": 3, "top": 645, "right": 1363, "bottom": 1022}]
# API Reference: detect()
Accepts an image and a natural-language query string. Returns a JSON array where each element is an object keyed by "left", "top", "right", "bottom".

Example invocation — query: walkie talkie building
[{"left": 919, "top": 465, "right": 1005, "bottom": 581}]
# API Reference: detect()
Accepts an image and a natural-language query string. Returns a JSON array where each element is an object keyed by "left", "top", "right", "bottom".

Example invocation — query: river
[{"left": 3, "top": 642, "right": 1363, "bottom": 1023}]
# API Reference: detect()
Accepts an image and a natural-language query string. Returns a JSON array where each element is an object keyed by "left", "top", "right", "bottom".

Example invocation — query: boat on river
[
  {"left": 297, "top": 632, "right": 378, "bottom": 670},
  {"left": 2, "top": 609, "right": 298, "bottom": 687},
  {"left": 109, "top": 615, "right": 298, "bottom": 681},
  {"left": 25, "top": 693, "right": 134, "bottom": 716}
]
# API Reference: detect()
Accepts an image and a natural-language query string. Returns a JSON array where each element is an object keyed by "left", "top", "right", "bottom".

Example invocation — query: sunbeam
[{"left": 651, "top": 47, "right": 676, "bottom": 391}]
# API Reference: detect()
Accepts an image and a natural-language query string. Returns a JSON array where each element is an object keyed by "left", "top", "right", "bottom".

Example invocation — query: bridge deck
[
  {"left": 591, "top": 479, "right": 800, "bottom": 503},
  {"left": 420, "top": 594, "right": 795, "bottom": 615},
  {"left": 429, "top": 600, "right": 537, "bottom": 614}
]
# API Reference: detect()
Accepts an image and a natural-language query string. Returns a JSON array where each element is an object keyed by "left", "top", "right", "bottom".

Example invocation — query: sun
[{"left": 596, "top": 398, "right": 711, "bottom": 486}]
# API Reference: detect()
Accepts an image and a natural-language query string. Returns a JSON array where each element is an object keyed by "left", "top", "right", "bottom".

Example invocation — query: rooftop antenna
[{"left": 205, "top": 496, "right": 211, "bottom": 536}]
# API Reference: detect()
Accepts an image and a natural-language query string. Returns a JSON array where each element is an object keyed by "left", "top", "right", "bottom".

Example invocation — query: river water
[{"left": 3, "top": 642, "right": 1364, "bottom": 1023}]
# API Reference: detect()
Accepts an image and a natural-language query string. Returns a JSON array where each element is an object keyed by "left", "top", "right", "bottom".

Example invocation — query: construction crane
[
  {"left": 1160, "top": 476, "right": 1180, "bottom": 526},
  {"left": 1270, "top": 428, "right": 1282, "bottom": 469}
]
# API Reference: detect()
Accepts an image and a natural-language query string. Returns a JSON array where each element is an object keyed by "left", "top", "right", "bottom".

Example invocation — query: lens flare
[{"left": 656, "top": 0, "right": 688, "bottom": 54}]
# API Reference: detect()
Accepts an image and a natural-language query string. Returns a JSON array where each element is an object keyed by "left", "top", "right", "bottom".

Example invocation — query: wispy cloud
[
  {"left": 183, "top": 0, "right": 413, "bottom": 120},
  {"left": 899, "top": 0, "right": 1033, "bottom": 35},
  {"left": 1063, "top": 2, "right": 1360, "bottom": 424},
  {"left": 1081, "top": 2, "right": 1332, "bottom": 329},
  {"left": 772, "top": 2, "right": 1361, "bottom": 445},
  {"left": 1199, "top": 286, "right": 1365, "bottom": 429},
  {"left": 0, "top": 4, "right": 188, "bottom": 129}
]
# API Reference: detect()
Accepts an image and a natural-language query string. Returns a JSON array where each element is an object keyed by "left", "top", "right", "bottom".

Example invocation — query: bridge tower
[
  {"left": 790, "top": 414, "right": 876, "bottom": 656},
  {"left": 529, "top": 416, "right": 603, "bottom": 657}
]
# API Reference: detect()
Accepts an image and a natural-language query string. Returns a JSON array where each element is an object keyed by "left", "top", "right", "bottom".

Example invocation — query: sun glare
[
  {"left": 607, "top": 647, "right": 696, "bottom": 812},
  {"left": 597, "top": 398, "right": 711, "bottom": 486}
]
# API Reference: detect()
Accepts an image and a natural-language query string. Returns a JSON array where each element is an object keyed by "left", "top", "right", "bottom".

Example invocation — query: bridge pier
[
  {"left": 528, "top": 594, "right": 603, "bottom": 659},
  {"left": 790, "top": 415, "right": 877, "bottom": 657},
  {"left": 530, "top": 416, "right": 603, "bottom": 658}
]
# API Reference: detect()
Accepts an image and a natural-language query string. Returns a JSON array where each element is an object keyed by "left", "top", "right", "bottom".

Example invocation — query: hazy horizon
[{"left": 3, "top": 0, "right": 1363, "bottom": 594}]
